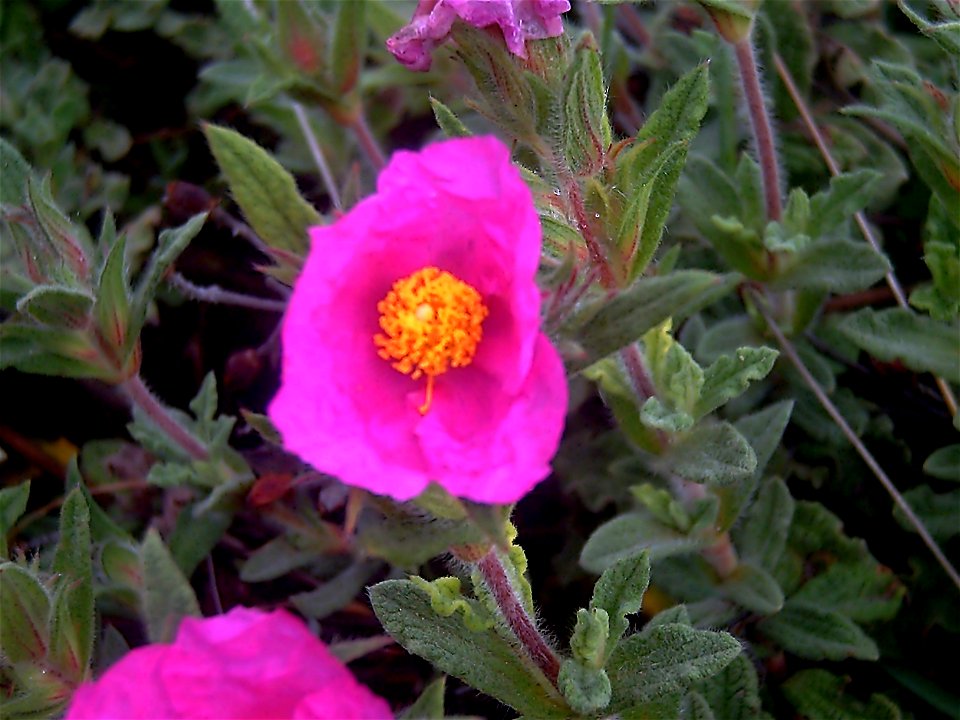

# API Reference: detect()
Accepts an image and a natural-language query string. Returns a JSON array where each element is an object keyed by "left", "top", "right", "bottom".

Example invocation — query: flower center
[{"left": 374, "top": 266, "right": 488, "bottom": 414}]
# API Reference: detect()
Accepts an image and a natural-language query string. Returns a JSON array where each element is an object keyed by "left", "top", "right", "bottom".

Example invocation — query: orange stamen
[{"left": 374, "top": 267, "right": 488, "bottom": 413}]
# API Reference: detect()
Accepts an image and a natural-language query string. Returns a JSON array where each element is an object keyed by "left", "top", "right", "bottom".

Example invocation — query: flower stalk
[
  {"left": 475, "top": 548, "right": 561, "bottom": 685},
  {"left": 733, "top": 38, "right": 782, "bottom": 221}
]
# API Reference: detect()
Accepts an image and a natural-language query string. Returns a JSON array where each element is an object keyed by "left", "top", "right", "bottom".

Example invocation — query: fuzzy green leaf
[
  {"left": 758, "top": 603, "right": 879, "bottom": 660},
  {"left": 694, "top": 347, "right": 778, "bottom": 418},
  {"left": 807, "top": 170, "right": 882, "bottom": 238},
  {"left": 129, "top": 213, "right": 207, "bottom": 348},
  {"left": 329, "top": 0, "right": 365, "bottom": 93},
  {"left": 400, "top": 677, "right": 446, "bottom": 720},
  {"left": 369, "top": 579, "right": 568, "bottom": 718},
  {"left": 839, "top": 308, "right": 960, "bottom": 384},
  {"left": 733, "top": 477, "right": 795, "bottom": 571},
  {"left": 773, "top": 238, "right": 891, "bottom": 293},
  {"left": 0, "top": 563, "right": 50, "bottom": 663},
  {"left": 558, "top": 660, "right": 611, "bottom": 715},
  {"left": 204, "top": 124, "right": 319, "bottom": 256},
  {"left": 783, "top": 670, "right": 902, "bottom": 720},
  {"left": 0, "top": 481, "right": 30, "bottom": 557},
  {"left": 924, "top": 444, "right": 960, "bottom": 481},
  {"left": 590, "top": 551, "right": 651, "bottom": 655},
  {"left": 791, "top": 562, "right": 904, "bottom": 622},
  {"left": 581, "top": 511, "right": 706, "bottom": 573},
  {"left": 719, "top": 562, "right": 784, "bottom": 615},
  {"left": 660, "top": 421, "right": 757, "bottom": 486},
  {"left": 140, "top": 528, "right": 201, "bottom": 643},
  {"left": 573, "top": 271, "right": 739, "bottom": 370},
  {"left": 893, "top": 485, "right": 960, "bottom": 540},
  {"left": 48, "top": 488, "right": 94, "bottom": 680},
  {"left": 562, "top": 35, "right": 611, "bottom": 176},
  {"left": 93, "top": 230, "right": 130, "bottom": 351},
  {"left": 16, "top": 285, "right": 94, "bottom": 328},
  {"left": 693, "top": 653, "right": 763, "bottom": 720},
  {"left": 0, "top": 137, "right": 32, "bottom": 205},
  {"left": 430, "top": 97, "right": 472, "bottom": 138},
  {"left": 607, "top": 623, "right": 741, "bottom": 709},
  {"left": 291, "top": 560, "right": 382, "bottom": 620}
]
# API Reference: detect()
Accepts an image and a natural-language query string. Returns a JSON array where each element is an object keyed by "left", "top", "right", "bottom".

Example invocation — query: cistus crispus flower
[
  {"left": 65, "top": 607, "right": 391, "bottom": 719},
  {"left": 268, "top": 136, "right": 568, "bottom": 504},
  {"left": 387, "top": 0, "right": 571, "bottom": 71}
]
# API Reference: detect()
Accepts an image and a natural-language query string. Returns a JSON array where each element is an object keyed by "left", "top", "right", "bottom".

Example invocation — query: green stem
[{"left": 291, "top": 101, "right": 342, "bottom": 211}]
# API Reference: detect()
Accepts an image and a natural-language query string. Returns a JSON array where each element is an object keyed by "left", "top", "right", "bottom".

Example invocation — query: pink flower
[
  {"left": 268, "top": 136, "right": 567, "bottom": 505},
  {"left": 65, "top": 608, "right": 391, "bottom": 719},
  {"left": 387, "top": 0, "right": 571, "bottom": 71}
]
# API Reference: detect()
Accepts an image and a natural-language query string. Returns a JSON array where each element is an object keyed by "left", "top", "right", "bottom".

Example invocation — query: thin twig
[
  {"left": 750, "top": 289, "right": 960, "bottom": 592},
  {"left": 349, "top": 112, "right": 386, "bottom": 171},
  {"left": 120, "top": 375, "right": 209, "bottom": 462},
  {"left": 734, "top": 39, "right": 782, "bottom": 221},
  {"left": 169, "top": 273, "right": 288, "bottom": 313},
  {"left": 291, "top": 101, "right": 342, "bottom": 211},
  {"left": 475, "top": 549, "right": 561, "bottom": 686},
  {"left": 772, "top": 53, "right": 957, "bottom": 416}
]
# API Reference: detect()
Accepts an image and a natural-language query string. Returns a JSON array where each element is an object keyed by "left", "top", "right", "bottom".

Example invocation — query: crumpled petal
[
  {"left": 269, "top": 136, "right": 568, "bottom": 504},
  {"left": 65, "top": 608, "right": 391, "bottom": 719},
  {"left": 387, "top": 0, "right": 570, "bottom": 71}
]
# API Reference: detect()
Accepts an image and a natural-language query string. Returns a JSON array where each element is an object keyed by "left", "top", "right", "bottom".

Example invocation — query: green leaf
[
  {"left": 643, "top": 319, "right": 704, "bottom": 415},
  {"left": 660, "top": 421, "right": 757, "bottom": 486},
  {"left": 898, "top": 0, "right": 960, "bottom": 59},
  {"left": 0, "top": 480, "right": 31, "bottom": 557},
  {"left": 48, "top": 488, "right": 94, "bottom": 680},
  {"left": 204, "top": 124, "right": 320, "bottom": 256},
  {"left": 580, "top": 511, "right": 706, "bottom": 573},
  {"left": 757, "top": 603, "right": 879, "bottom": 660},
  {"left": 893, "top": 485, "right": 960, "bottom": 540},
  {"left": 140, "top": 528, "right": 200, "bottom": 643},
  {"left": 0, "top": 563, "right": 50, "bottom": 663},
  {"left": 27, "top": 175, "right": 93, "bottom": 280},
  {"left": 773, "top": 238, "right": 891, "bottom": 293},
  {"left": 693, "top": 653, "right": 763, "bottom": 720},
  {"left": 561, "top": 34, "right": 611, "bottom": 176},
  {"left": 885, "top": 664, "right": 959, "bottom": 719},
  {"left": 569, "top": 607, "right": 610, "bottom": 667},
  {"left": 719, "top": 562, "right": 784, "bottom": 615},
  {"left": 572, "top": 271, "right": 739, "bottom": 371},
  {"left": 694, "top": 347, "right": 778, "bottom": 418},
  {"left": 733, "top": 477, "right": 794, "bottom": 571},
  {"left": 924, "top": 444, "right": 960, "bottom": 481},
  {"left": 791, "top": 562, "right": 904, "bottom": 622},
  {"left": 369, "top": 579, "right": 568, "bottom": 718},
  {"left": 329, "top": 0, "right": 366, "bottom": 93},
  {"left": 168, "top": 500, "right": 236, "bottom": 578},
  {"left": 291, "top": 560, "right": 382, "bottom": 619},
  {"left": 679, "top": 692, "right": 716, "bottom": 720},
  {"left": 807, "top": 170, "right": 882, "bottom": 238},
  {"left": 838, "top": 308, "right": 960, "bottom": 384},
  {"left": 359, "top": 502, "right": 484, "bottom": 569},
  {"left": 429, "top": 97, "right": 472, "bottom": 138},
  {"left": 93, "top": 231, "right": 130, "bottom": 351},
  {"left": 0, "top": 137, "right": 32, "bottom": 205},
  {"left": 606, "top": 623, "right": 742, "bottom": 709},
  {"left": 16, "top": 285, "right": 94, "bottom": 328},
  {"left": 639, "top": 397, "right": 694, "bottom": 433},
  {"left": 783, "top": 670, "right": 902, "bottom": 720},
  {"left": 128, "top": 213, "right": 207, "bottom": 347},
  {"left": 590, "top": 551, "right": 651, "bottom": 656},
  {"left": 558, "top": 659, "right": 612, "bottom": 715},
  {"left": 401, "top": 676, "right": 446, "bottom": 719}
]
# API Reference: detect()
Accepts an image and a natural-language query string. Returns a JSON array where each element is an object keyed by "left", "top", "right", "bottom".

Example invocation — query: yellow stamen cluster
[{"left": 375, "top": 267, "right": 488, "bottom": 412}]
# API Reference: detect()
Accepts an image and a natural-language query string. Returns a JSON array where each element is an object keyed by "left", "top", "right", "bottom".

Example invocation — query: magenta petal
[
  {"left": 65, "top": 608, "right": 390, "bottom": 719},
  {"left": 270, "top": 137, "right": 568, "bottom": 505},
  {"left": 387, "top": 0, "right": 569, "bottom": 71}
]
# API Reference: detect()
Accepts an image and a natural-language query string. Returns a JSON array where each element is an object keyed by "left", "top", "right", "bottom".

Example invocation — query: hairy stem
[
  {"left": 350, "top": 112, "right": 387, "bottom": 171},
  {"left": 750, "top": 289, "right": 960, "bottom": 592},
  {"left": 170, "top": 273, "right": 288, "bottom": 313},
  {"left": 120, "top": 375, "right": 209, "bottom": 462},
  {"left": 673, "top": 478, "right": 739, "bottom": 578},
  {"left": 734, "top": 39, "right": 782, "bottom": 221},
  {"left": 773, "top": 52, "right": 958, "bottom": 417},
  {"left": 564, "top": 176, "right": 617, "bottom": 288},
  {"left": 292, "top": 101, "right": 342, "bottom": 211},
  {"left": 476, "top": 549, "right": 561, "bottom": 685}
]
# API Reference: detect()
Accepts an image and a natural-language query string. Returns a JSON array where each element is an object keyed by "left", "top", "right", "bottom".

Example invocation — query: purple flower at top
[{"left": 388, "top": 0, "right": 571, "bottom": 71}]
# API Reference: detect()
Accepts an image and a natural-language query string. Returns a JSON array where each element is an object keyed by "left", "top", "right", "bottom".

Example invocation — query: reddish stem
[
  {"left": 476, "top": 549, "right": 561, "bottom": 685},
  {"left": 734, "top": 39, "right": 782, "bottom": 221},
  {"left": 121, "top": 375, "right": 209, "bottom": 462}
]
